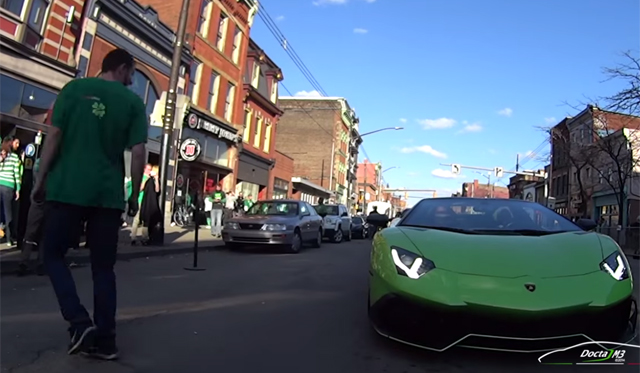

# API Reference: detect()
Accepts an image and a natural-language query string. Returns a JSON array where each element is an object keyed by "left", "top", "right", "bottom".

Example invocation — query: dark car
[
  {"left": 350, "top": 216, "right": 368, "bottom": 239},
  {"left": 222, "top": 200, "right": 323, "bottom": 253}
]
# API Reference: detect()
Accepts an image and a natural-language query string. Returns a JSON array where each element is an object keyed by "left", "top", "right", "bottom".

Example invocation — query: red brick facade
[{"left": 273, "top": 151, "right": 294, "bottom": 199}]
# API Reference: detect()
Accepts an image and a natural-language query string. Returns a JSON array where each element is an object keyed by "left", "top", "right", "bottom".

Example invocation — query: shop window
[
  {"left": 273, "top": 177, "right": 288, "bottom": 199},
  {"left": 236, "top": 181, "right": 258, "bottom": 200},
  {"left": 0, "top": 74, "right": 56, "bottom": 123},
  {"left": 1, "top": 0, "right": 25, "bottom": 16},
  {"left": 129, "top": 70, "right": 160, "bottom": 142}
]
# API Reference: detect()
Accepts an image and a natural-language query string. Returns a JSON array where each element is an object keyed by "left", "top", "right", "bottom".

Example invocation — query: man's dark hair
[
  {"left": 101, "top": 49, "right": 134, "bottom": 73},
  {"left": 2, "top": 136, "right": 14, "bottom": 143}
]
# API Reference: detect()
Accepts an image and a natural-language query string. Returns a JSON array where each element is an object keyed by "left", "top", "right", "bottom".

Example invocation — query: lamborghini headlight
[
  {"left": 600, "top": 251, "right": 630, "bottom": 281},
  {"left": 391, "top": 246, "right": 435, "bottom": 279}
]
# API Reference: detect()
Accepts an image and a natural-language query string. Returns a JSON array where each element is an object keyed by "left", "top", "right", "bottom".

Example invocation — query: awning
[{"left": 291, "top": 177, "right": 333, "bottom": 198}]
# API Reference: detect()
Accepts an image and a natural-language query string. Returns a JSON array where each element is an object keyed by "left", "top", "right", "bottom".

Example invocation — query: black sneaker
[
  {"left": 68, "top": 325, "right": 96, "bottom": 355},
  {"left": 83, "top": 337, "right": 119, "bottom": 360}
]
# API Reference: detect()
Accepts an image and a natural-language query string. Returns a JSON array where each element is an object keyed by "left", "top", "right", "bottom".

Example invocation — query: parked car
[
  {"left": 222, "top": 200, "right": 323, "bottom": 253},
  {"left": 351, "top": 216, "right": 368, "bottom": 239},
  {"left": 313, "top": 203, "right": 352, "bottom": 242}
]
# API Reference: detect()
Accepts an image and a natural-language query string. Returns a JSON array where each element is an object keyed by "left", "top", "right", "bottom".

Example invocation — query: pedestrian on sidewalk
[
  {"left": 138, "top": 167, "right": 161, "bottom": 245},
  {"left": 18, "top": 158, "right": 45, "bottom": 276},
  {"left": 129, "top": 163, "right": 152, "bottom": 245},
  {"left": 209, "top": 184, "right": 225, "bottom": 237},
  {"left": 0, "top": 136, "right": 21, "bottom": 247},
  {"left": 32, "top": 48, "right": 147, "bottom": 361},
  {"left": 223, "top": 190, "right": 237, "bottom": 223}
]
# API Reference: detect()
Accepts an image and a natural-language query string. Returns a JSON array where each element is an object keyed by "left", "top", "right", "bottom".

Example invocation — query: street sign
[
  {"left": 451, "top": 164, "right": 461, "bottom": 175},
  {"left": 494, "top": 167, "right": 504, "bottom": 178}
]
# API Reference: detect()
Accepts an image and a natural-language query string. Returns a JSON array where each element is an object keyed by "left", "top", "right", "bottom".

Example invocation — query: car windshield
[
  {"left": 246, "top": 201, "right": 299, "bottom": 216},
  {"left": 352, "top": 217, "right": 363, "bottom": 224},
  {"left": 314, "top": 205, "right": 338, "bottom": 216},
  {"left": 399, "top": 199, "right": 581, "bottom": 235}
]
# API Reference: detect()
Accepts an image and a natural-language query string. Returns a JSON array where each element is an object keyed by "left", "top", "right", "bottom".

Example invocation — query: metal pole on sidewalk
[
  {"left": 185, "top": 203, "right": 205, "bottom": 271},
  {"left": 158, "top": 0, "right": 191, "bottom": 245}
]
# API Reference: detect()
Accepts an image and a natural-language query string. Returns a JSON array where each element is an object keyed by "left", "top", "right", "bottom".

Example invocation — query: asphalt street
[{"left": 1, "top": 239, "right": 639, "bottom": 373}]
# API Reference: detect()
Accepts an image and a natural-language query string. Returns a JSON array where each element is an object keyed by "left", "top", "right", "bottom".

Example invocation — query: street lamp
[{"left": 359, "top": 127, "right": 403, "bottom": 138}]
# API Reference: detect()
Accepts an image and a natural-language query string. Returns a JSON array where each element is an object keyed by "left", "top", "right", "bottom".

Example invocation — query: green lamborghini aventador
[{"left": 368, "top": 197, "right": 637, "bottom": 353}]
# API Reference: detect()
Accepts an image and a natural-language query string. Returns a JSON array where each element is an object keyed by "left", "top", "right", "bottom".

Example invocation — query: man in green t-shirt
[
  {"left": 32, "top": 49, "right": 147, "bottom": 361},
  {"left": 209, "top": 184, "right": 226, "bottom": 237}
]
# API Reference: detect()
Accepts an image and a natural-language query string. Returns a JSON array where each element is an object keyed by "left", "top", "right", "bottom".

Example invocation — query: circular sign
[
  {"left": 179, "top": 138, "right": 201, "bottom": 162},
  {"left": 176, "top": 174, "right": 184, "bottom": 188},
  {"left": 25, "top": 143, "right": 36, "bottom": 157},
  {"left": 187, "top": 113, "right": 198, "bottom": 129}
]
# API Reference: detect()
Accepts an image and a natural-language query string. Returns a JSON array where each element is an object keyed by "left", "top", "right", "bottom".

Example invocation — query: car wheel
[
  {"left": 311, "top": 229, "right": 322, "bottom": 248},
  {"left": 333, "top": 226, "right": 343, "bottom": 243},
  {"left": 345, "top": 226, "right": 352, "bottom": 241},
  {"left": 288, "top": 230, "right": 302, "bottom": 253}
]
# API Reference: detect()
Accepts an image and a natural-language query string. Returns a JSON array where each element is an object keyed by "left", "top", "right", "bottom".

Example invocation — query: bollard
[{"left": 184, "top": 203, "right": 206, "bottom": 271}]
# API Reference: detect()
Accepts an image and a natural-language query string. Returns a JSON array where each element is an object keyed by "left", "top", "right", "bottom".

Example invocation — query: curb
[{"left": 0, "top": 242, "right": 227, "bottom": 276}]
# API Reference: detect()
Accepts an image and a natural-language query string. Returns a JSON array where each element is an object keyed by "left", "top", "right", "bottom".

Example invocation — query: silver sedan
[{"left": 222, "top": 200, "right": 324, "bottom": 253}]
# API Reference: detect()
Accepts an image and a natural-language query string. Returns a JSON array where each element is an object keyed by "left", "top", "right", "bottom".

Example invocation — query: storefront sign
[
  {"left": 186, "top": 112, "right": 238, "bottom": 143},
  {"left": 179, "top": 138, "right": 201, "bottom": 162},
  {"left": 176, "top": 174, "right": 185, "bottom": 188},
  {"left": 25, "top": 143, "right": 36, "bottom": 157}
]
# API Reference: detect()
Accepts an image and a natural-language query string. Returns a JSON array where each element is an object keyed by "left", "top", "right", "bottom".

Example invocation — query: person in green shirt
[
  {"left": 129, "top": 163, "right": 152, "bottom": 244},
  {"left": 209, "top": 184, "right": 226, "bottom": 237},
  {"left": 32, "top": 48, "right": 147, "bottom": 361}
]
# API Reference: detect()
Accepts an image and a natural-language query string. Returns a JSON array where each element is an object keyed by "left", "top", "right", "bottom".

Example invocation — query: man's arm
[
  {"left": 13, "top": 155, "right": 22, "bottom": 196},
  {"left": 37, "top": 127, "right": 63, "bottom": 185},
  {"left": 127, "top": 98, "right": 149, "bottom": 200}
]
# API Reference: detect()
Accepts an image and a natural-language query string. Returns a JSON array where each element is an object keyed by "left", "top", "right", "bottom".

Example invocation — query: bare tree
[{"left": 600, "top": 51, "right": 640, "bottom": 116}]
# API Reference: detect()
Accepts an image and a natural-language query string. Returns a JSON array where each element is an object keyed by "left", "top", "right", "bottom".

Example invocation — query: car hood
[
  {"left": 396, "top": 227, "right": 604, "bottom": 278},
  {"left": 232, "top": 215, "right": 294, "bottom": 225}
]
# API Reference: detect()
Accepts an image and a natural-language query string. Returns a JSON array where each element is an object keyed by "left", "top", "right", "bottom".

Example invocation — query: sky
[{"left": 249, "top": 0, "right": 640, "bottom": 206}]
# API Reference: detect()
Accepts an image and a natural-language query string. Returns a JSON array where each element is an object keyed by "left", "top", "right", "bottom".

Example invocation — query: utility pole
[
  {"left": 547, "top": 129, "right": 554, "bottom": 208},
  {"left": 363, "top": 161, "right": 368, "bottom": 214},
  {"left": 158, "top": 0, "right": 191, "bottom": 243}
]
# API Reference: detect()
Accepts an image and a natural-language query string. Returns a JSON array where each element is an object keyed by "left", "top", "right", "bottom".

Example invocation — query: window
[
  {"left": 1, "top": 0, "right": 25, "bottom": 15},
  {"left": 224, "top": 82, "right": 235, "bottom": 121},
  {"left": 231, "top": 26, "right": 242, "bottom": 63},
  {"left": 251, "top": 61, "right": 260, "bottom": 88},
  {"left": 216, "top": 13, "right": 228, "bottom": 51},
  {"left": 197, "top": 0, "right": 212, "bottom": 37},
  {"left": 0, "top": 74, "right": 56, "bottom": 124},
  {"left": 270, "top": 81, "right": 278, "bottom": 102},
  {"left": 253, "top": 116, "right": 262, "bottom": 148},
  {"left": 207, "top": 71, "right": 220, "bottom": 114},
  {"left": 77, "top": 56, "right": 89, "bottom": 78},
  {"left": 129, "top": 70, "right": 159, "bottom": 141},
  {"left": 243, "top": 109, "right": 252, "bottom": 143},
  {"left": 187, "top": 62, "right": 201, "bottom": 101},
  {"left": 22, "top": 0, "right": 49, "bottom": 49},
  {"left": 263, "top": 123, "right": 271, "bottom": 153}
]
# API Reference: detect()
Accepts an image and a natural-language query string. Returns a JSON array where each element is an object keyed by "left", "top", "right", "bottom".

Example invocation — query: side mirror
[
  {"left": 341, "top": 212, "right": 348, "bottom": 217},
  {"left": 301, "top": 211, "right": 310, "bottom": 217},
  {"left": 576, "top": 218, "right": 597, "bottom": 231}
]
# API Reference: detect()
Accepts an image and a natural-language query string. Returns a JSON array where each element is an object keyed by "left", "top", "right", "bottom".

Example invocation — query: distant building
[{"left": 460, "top": 179, "right": 509, "bottom": 199}]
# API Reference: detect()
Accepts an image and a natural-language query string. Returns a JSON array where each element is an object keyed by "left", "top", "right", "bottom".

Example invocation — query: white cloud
[
  {"left": 399, "top": 118, "right": 407, "bottom": 123},
  {"left": 417, "top": 117, "right": 456, "bottom": 130},
  {"left": 294, "top": 90, "right": 322, "bottom": 97},
  {"left": 312, "top": 0, "right": 347, "bottom": 5},
  {"left": 498, "top": 108, "right": 513, "bottom": 117},
  {"left": 399, "top": 145, "right": 447, "bottom": 159},
  {"left": 458, "top": 123, "right": 482, "bottom": 133},
  {"left": 431, "top": 169, "right": 464, "bottom": 179},
  {"left": 275, "top": 15, "right": 285, "bottom": 21},
  {"left": 353, "top": 28, "right": 368, "bottom": 34},
  {"left": 544, "top": 117, "right": 556, "bottom": 124}
]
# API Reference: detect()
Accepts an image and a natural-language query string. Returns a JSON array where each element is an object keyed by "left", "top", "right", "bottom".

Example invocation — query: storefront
[
  {"left": 272, "top": 178, "right": 290, "bottom": 199},
  {"left": 593, "top": 191, "right": 626, "bottom": 226},
  {"left": 174, "top": 107, "right": 239, "bottom": 200},
  {"left": 291, "top": 177, "right": 333, "bottom": 205},
  {"left": 236, "top": 145, "right": 274, "bottom": 201}
]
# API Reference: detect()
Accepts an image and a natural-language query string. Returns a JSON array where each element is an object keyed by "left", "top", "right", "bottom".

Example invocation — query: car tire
[
  {"left": 333, "top": 226, "right": 343, "bottom": 243},
  {"left": 311, "top": 229, "right": 322, "bottom": 248},
  {"left": 288, "top": 230, "right": 302, "bottom": 253},
  {"left": 345, "top": 226, "right": 352, "bottom": 241}
]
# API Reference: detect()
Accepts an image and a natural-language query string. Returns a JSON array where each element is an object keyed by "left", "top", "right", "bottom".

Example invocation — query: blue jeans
[
  {"left": 43, "top": 202, "right": 121, "bottom": 337},
  {"left": 210, "top": 209, "right": 223, "bottom": 236}
]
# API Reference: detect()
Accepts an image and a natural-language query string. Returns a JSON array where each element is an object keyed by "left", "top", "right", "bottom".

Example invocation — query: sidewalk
[{"left": 0, "top": 225, "right": 225, "bottom": 275}]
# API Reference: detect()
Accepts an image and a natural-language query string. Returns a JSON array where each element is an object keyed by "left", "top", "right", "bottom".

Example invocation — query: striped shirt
[{"left": 0, "top": 153, "right": 22, "bottom": 191}]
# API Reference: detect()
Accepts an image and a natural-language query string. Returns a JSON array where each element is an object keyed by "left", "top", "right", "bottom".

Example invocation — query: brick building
[
  {"left": 276, "top": 97, "right": 358, "bottom": 205},
  {"left": 237, "top": 38, "right": 284, "bottom": 200},
  {"left": 460, "top": 179, "right": 509, "bottom": 199},
  {"left": 139, "top": 0, "right": 259, "bottom": 195},
  {"left": 1, "top": 0, "right": 86, "bottom": 138},
  {"left": 355, "top": 160, "right": 380, "bottom": 212}
]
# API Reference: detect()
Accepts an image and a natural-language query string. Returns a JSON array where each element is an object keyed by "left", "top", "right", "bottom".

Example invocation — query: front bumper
[{"left": 222, "top": 229, "right": 295, "bottom": 245}]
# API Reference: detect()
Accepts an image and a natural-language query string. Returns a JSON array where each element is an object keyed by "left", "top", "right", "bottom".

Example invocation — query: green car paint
[{"left": 370, "top": 227, "right": 632, "bottom": 308}]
